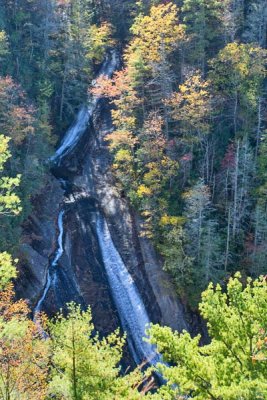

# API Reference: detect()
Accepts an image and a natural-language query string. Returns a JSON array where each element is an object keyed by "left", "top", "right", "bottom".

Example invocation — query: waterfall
[
  {"left": 51, "top": 51, "right": 119, "bottom": 163},
  {"left": 44, "top": 51, "right": 161, "bottom": 366},
  {"left": 95, "top": 213, "right": 161, "bottom": 366},
  {"left": 34, "top": 210, "right": 65, "bottom": 317}
]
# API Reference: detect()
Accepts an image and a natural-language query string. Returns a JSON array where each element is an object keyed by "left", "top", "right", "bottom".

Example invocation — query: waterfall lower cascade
[
  {"left": 34, "top": 210, "right": 65, "bottom": 317},
  {"left": 95, "top": 213, "right": 161, "bottom": 366}
]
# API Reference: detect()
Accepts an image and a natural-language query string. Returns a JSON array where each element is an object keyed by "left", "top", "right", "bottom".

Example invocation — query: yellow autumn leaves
[{"left": 128, "top": 3, "right": 185, "bottom": 65}]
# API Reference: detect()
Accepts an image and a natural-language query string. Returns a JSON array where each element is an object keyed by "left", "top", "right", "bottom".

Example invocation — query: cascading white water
[
  {"left": 95, "top": 213, "right": 161, "bottom": 366},
  {"left": 51, "top": 51, "right": 119, "bottom": 163},
  {"left": 34, "top": 210, "right": 65, "bottom": 317}
]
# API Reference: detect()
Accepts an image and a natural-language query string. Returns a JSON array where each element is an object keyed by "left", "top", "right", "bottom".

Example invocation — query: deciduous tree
[
  {"left": 0, "top": 285, "right": 49, "bottom": 400},
  {"left": 149, "top": 274, "right": 267, "bottom": 399}
]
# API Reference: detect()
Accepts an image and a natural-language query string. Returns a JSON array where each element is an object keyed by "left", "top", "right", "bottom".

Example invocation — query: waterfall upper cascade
[{"left": 52, "top": 51, "right": 119, "bottom": 163}]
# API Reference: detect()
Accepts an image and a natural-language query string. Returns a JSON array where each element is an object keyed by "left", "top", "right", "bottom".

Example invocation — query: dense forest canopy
[{"left": 0, "top": 0, "right": 266, "bottom": 398}]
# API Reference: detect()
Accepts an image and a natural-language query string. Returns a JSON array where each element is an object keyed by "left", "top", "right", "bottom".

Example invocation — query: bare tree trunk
[
  {"left": 197, "top": 208, "right": 203, "bottom": 261},
  {"left": 71, "top": 320, "right": 78, "bottom": 400},
  {"left": 225, "top": 206, "right": 231, "bottom": 271},
  {"left": 233, "top": 90, "right": 238, "bottom": 136},
  {"left": 255, "top": 96, "right": 262, "bottom": 157},
  {"left": 232, "top": 140, "right": 240, "bottom": 236},
  {"left": 60, "top": 65, "right": 67, "bottom": 122},
  {"left": 205, "top": 224, "right": 211, "bottom": 282},
  {"left": 253, "top": 205, "right": 259, "bottom": 263},
  {"left": 5, "top": 362, "right": 10, "bottom": 400}
]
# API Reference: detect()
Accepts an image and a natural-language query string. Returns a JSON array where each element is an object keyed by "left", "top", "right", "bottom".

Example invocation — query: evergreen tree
[
  {"left": 48, "top": 303, "right": 144, "bottom": 400},
  {"left": 181, "top": 0, "right": 223, "bottom": 71},
  {"left": 243, "top": 0, "right": 267, "bottom": 47}
]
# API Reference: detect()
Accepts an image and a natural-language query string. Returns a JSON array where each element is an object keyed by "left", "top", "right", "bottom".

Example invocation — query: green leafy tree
[
  {"left": 209, "top": 43, "right": 266, "bottom": 136},
  {"left": 127, "top": 1, "right": 185, "bottom": 129},
  {"left": 0, "top": 252, "right": 17, "bottom": 291},
  {"left": 0, "top": 31, "right": 8, "bottom": 59},
  {"left": 129, "top": 3, "right": 184, "bottom": 66},
  {"left": 0, "top": 135, "right": 21, "bottom": 216},
  {"left": 159, "top": 224, "right": 193, "bottom": 300},
  {"left": 149, "top": 274, "right": 267, "bottom": 399},
  {"left": 167, "top": 72, "right": 212, "bottom": 144},
  {"left": 0, "top": 285, "right": 49, "bottom": 400},
  {"left": 135, "top": 113, "right": 179, "bottom": 234},
  {"left": 85, "top": 22, "right": 114, "bottom": 64},
  {"left": 48, "top": 303, "right": 144, "bottom": 400}
]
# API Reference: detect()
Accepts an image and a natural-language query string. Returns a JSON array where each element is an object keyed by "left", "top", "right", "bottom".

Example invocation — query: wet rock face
[
  {"left": 62, "top": 201, "right": 120, "bottom": 335},
  {"left": 16, "top": 177, "right": 64, "bottom": 306}
]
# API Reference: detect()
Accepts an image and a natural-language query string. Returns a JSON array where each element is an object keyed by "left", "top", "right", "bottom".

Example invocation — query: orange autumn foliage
[{"left": 0, "top": 285, "right": 49, "bottom": 399}]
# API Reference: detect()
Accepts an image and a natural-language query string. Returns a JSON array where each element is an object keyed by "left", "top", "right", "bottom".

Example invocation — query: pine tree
[
  {"left": 48, "top": 303, "right": 144, "bottom": 400},
  {"left": 243, "top": 0, "right": 267, "bottom": 47},
  {"left": 181, "top": 0, "right": 223, "bottom": 71}
]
